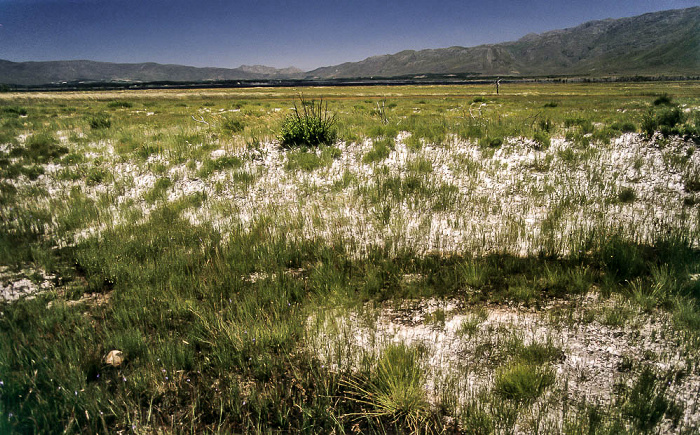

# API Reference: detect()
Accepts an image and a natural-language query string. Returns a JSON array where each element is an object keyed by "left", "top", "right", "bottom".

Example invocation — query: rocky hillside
[{"left": 307, "top": 7, "right": 700, "bottom": 78}]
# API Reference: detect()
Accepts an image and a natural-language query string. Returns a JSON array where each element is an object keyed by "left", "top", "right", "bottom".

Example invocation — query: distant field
[{"left": 1, "top": 82, "right": 700, "bottom": 433}]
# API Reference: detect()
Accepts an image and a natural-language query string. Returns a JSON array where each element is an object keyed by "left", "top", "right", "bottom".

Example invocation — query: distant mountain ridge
[
  {"left": 307, "top": 7, "right": 700, "bottom": 78},
  {"left": 0, "top": 7, "right": 698, "bottom": 86},
  {"left": 0, "top": 59, "right": 304, "bottom": 86}
]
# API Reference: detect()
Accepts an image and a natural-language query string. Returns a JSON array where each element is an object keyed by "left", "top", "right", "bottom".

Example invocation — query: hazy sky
[{"left": 0, "top": 0, "right": 698, "bottom": 70}]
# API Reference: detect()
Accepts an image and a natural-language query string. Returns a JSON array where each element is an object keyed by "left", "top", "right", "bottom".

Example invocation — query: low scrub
[
  {"left": 619, "top": 367, "right": 683, "bottom": 432},
  {"left": 17, "top": 133, "right": 68, "bottom": 163},
  {"left": 87, "top": 113, "right": 111, "bottom": 129},
  {"left": 220, "top": 117, "right": 245, "bottom": 134},
  {"left": 611, "top": 121, "right": 637, "bottom": 133},
  {"left": 198, "top": 156, "right": 243, "bottom": 178},
  {"left": 480, "top": 136, "right": 503, "bottom": 148},
  {"left": 493, "top": 362, "right": 555, "bottom": 404},
  {"left": 533, "top": 131, "right": 551, "bottom": 150},
  {"left": 279, "top": 96, "right": 337, "bottom": 148},
  {"left": 363, "top": 137, "right": 394, "bottom": 164},
  {"left": 617, "top": 186, "right": 637, "bottom": 203},
  {"left": 345, "top": 344, "right": 435, "bottom": 432},
  {"left": 0, "top": 106, "right": 28, "bottom": 117},
  {"left": 285, "top": 146, "right": 340, "bottom": 172},
  {"left": 642, "top": 95, "right": 698, "bottom": 140},
  {"left": 107, "top": 100, "right": 133, "bottom": 109}
]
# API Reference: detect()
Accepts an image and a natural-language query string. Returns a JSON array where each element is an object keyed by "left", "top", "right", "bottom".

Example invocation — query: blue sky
[{"left": 0, "top": 0, "right": 698, "bottom": 70}]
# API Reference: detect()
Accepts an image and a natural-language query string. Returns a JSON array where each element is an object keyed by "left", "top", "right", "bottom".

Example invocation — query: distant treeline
[{"left": 1, "top": 75, "right": 699, "bottom": 92}]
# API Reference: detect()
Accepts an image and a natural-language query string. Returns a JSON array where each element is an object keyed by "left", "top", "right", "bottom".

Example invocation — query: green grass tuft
[
  {"left": 493, "top": 362, "right": 555, "bottom": 404},
  {"left": 280, "top": 96, "right": 337, "bottom": 148},
  {"left": 345, "top": 343, "right": 434, "bottom": 432},
  {"left": 87, "top": 113, "right": 112, "bottom": 129},
  {"left": 363, "top": 138, "right": 394, "bottom": 164}
]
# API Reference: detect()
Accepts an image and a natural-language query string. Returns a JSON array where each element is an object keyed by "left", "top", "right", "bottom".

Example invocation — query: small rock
[{"left": 104, "top": 350, "right": 124, "bottom": 367}]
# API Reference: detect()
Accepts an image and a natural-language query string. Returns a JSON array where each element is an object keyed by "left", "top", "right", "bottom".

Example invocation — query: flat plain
[{"left": 1, "top": 82, "right": 700, "bottom": 433}]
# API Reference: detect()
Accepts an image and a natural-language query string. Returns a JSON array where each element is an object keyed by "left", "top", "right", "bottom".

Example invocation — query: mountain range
[
  {"left": 0, "top": 60, "right": 304, "bottom": 86},
  {"left": 307, "top": 6, "right": 699, "bottom": 78},
  {"left": 1, "top": 7, "right": 698, "bottom": 86}
]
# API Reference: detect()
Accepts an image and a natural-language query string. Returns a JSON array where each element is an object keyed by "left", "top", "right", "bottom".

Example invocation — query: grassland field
[{"left": 1, "top": 82, "right": 700, "bottom": 433}]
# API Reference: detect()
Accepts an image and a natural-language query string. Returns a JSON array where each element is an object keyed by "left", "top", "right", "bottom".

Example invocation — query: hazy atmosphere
[{"left": 0, "top": 0, "right": 698, "bottom": 70}]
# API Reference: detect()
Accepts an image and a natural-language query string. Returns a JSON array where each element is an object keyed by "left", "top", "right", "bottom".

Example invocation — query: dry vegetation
[{"left": 1, "top": 82, "right": 700, "bottom": 433}]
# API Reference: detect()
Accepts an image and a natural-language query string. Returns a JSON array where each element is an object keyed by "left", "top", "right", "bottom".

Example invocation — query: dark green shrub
[
  {"left": 684, "top": 171, "right": 700, "bottom": 193},
  {"left": 641, "top": 109, "right": 658, "bottom": 137},
  {"left": 86, "top": 167, "right": 111, "bottom": 186},
  {"left": 221, "top": 117, "right": 245, "bottom": 133},
  {"left": 23, "top": 133, "right": 68, "bottom": 163},
  {"left": 279, "top": 96, "right": 337, "bottom": 148},
  {"left": 0, "top": 181, "right": 17, "bottom": 205},
  {"left": 543, "top": 101, "right": 558, "bottom": 108},
  {"left": 533, "top": 131, "right": 551, "bottom": 150},
  {"left": 642, "top": 95, "right": 690, "bottom": 138},
  {"left": 597, "top": 236, "right": 646, "bottom": 282},
  {"left": 653, "top": 94, "right": 673, "bottom": 106},
  {"left": 1, "top": 106, "right": 27, "bottom": 117},
  {"left": 538, "top": 118, "right": 553, "bottom": 132},
  {"left": 480, "top": 136, "right": 503, "bottom": 148},
  {"left": 88, "top": 113, "right": 111, "bottom": 129},
  {"left": 643, "top": 107, "right": 686, "bottom": 138},
  {"left": 107, "top": 101, "right": 133, "bottom": 108},
  {"left": 617, "top": 187, "right": 636, "bottom": 203},
  {"left": 611, "top": 121, "right": 636, "bottom": 133},
  {"left": 657, "top": 107, "right": 684, "bottom": 130},
  {"left": 21, "top": 165, "right": 44, "bottom": 180},
  {"left": 683, "top": 196, "right": 699, "bottom": 207},
  {"left": 564, "top": 117, "right": 594, "bottom": 134},
  {"left": 61, "top": 153, "right": 85, "bottom": 165}
]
